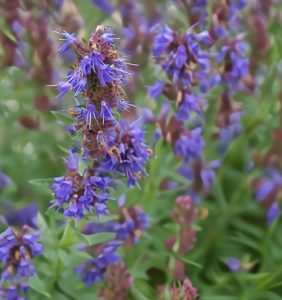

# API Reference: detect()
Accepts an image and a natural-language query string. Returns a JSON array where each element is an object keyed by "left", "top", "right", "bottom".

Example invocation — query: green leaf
[
  {"left": 29, "top": 276, "right": 51, "bottom": 298},
  {"left": 59, "top": 221, "right": 76, "bottom": 248},
  {"left": 29, "top": 178, "right": 54, "bottom": 187},
  {"left": 180, "top": 256, "right": 203, "bottom": 269},
  {"left": 0, "top": 17, "right": 16, "bottom": 42},
  {"left": 76, "top": 232, "right": 115, "bottom": 246},
  {"left": 51, "top": 111, "right": 73, "bottom": 125}
]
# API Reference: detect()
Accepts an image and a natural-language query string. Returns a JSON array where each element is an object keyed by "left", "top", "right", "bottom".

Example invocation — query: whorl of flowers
[{"left": 0, "top": 226, "right": 42, "bottom": 282}]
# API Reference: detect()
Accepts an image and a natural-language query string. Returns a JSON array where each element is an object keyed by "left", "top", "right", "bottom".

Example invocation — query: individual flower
[
  {"left": 75, "top": 241, "right": 121, "bottom": 285},
  {"left": 0, "top": 171, "right": 11, "bottom": 188},
  {"left": 57, "top": 30, "right": 77, "bottom": 53},
  {"left": 226, "top": 257, "right": 241, "bottom": 272}
]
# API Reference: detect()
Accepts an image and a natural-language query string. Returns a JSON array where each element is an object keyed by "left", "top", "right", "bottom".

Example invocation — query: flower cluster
[{"left": 0, "top": 226, "right": 42, "bottom": 282}]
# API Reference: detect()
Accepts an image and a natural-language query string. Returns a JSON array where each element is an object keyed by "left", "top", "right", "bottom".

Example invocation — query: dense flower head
[
  {"left": 101, "top": 120, "right": 153, "bottom": 186},
  {"left": 0, "top": 226, "right": 42, "bottom": 281},
  {"left": 50, "top": 154, "right": 110, "bottom": 219},
  {"left": 152, "top": 25, "right": 214, "bottom": 91},
  {"left": 74, "top": 241, "right": 121, "bottom": 285}
]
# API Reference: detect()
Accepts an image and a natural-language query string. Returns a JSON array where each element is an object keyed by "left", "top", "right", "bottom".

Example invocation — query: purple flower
[
  {"left": 266, "top": 202, "right": 280, "bottom": 224},
  {"left": 0, "top": 171, "right": 11, "bottom": 188},
  {"left": 0, "top": 283, "right": 29, "bottom": 300},
  {"left": 153, "top": 25, "right": 174, "bottom": 58},
  {"left": 84, "top": 103, "right": 98, "bottom": 127},
  {"left": 255, "top": 180, "right": 275, "bottom": 202},
  {"left": 4, "top": 203, "right": 38, "bottom": 229},
  {"left": 75, "top": 241, "right": 121, "bottom": 285},
  {"left": 100, "top": 100, "right": 114, "bottom": 124},
  {"left": 64, "top": 152, "right": 79, "bottom": 172},
  {"left": 219, "top": 112, "right": 242, "bottom": 152},
  {"left": 58, "top": 31, "right": 76, "bottom": 53},
  {"left": 176, "top": 93, "right": 207, "bottom": 120},
  {"left": 80, "top": 51, "right": 105, "bottom": 76},
  {"left": 175, "top": 45, "right": 188, "bottom": 69},
  {"left": 148, "top": 80, "right": 164, "bottom": 99},
  {"left": 92, "top": 0, "right": 114, "bottom": 14},
  {"left": 116, "top": 99, "right": 135, "bottom": 112},
  {"left": 226, "top": 257, "right": 241, "bottom": 272},
  {"left": 0, "top": 226, "right": 42, "bottom": 281},
  {"left": 174, "top": 128, "right": 204, "bottom": 162},
  {"left": 51, "top": 163, "right": 111, "bottom": 219},
  {"left": 101, "top": 120, "right": 153, "bottom": 186}
]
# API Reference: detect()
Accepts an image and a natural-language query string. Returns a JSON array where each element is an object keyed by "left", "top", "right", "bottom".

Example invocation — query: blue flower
[
  {"left": 153, "top": 25, "right": 174, "bottom": 58},
  {"left": 92, "top": 0, "right": 113, "bottom": 14},
  {"left": 176, "top": 93, "right": 207, "bottom": 120},
  {"left": 116, "top": 99, "right": 135, "bottom": 112},
  {"left": 0, "top": 171, "right": 11, "bottom": 188},
  {"left": 255, "top": 180, "right": 274, "bottom": 202},
  {"left": 84, "top": 103, "right": 98, "bottom": 127},
  {"left": 0, "top": 227, "right": 42, "bottom": 281},
  {"left": 175, "top": 45, "right": 188, "bottom": 69},
  {"left": 266, "top": 202, "right": 280, "bottom": 224},
  {"left": 148, "top": 80, "right": 165, "bottom": 99},
  {"left": 75, "top": 241, "right": 121, "bottom": 285},
  {"left": 174, "top": 128, "right": 204, "bottom": 162},
  {"left": 51, "top": 164, "right": 111, "bottom": 219},
  {"left": 101, "top": 120, "right": 152, "bottom": 186},
  {"left": 58, "top": 31, "right": 76, "bottom": 53},
  {"left": 226, "top": 257, "right": 241, "bottom": 271},
  {"left": 100, "top": 100, "right": 114, "bottom": 124},
  {"left": 80, "top": 51, "right": 105, "bottom": 76}
]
